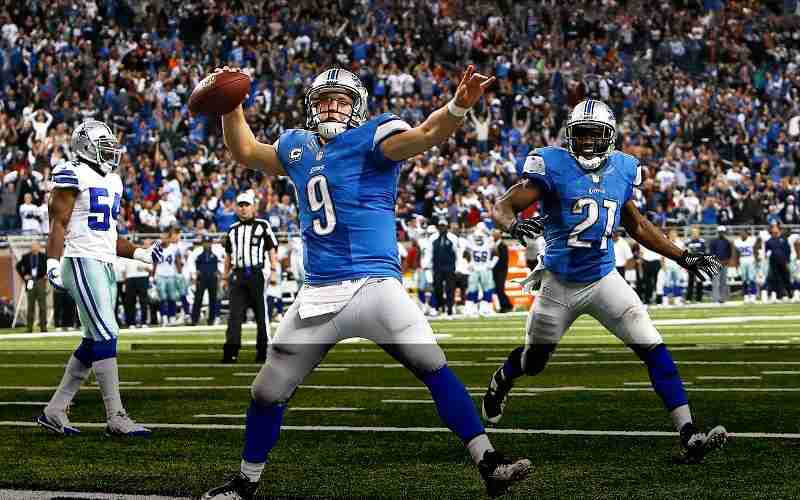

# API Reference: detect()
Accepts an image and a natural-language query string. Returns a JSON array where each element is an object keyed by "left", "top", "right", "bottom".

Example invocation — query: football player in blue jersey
[
  {"left": 481, "top": 99, "right": 728, "bottom": 465},
  {"left": 202, "top": 66, "right": 531, "bottom": 500}
]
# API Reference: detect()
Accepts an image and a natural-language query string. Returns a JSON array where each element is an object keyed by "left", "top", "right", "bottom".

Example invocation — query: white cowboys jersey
[
  {"left": 419, "top": 235, "right": 434, "bottom": 270},
  {"left": 735, "top": 237, "right": 756, "bottom": 263},
  {"left": 467, "top": 237, "right": 494, "bottom": 271},
  {"left": 51, "top": 160, "right": 123, "bottom": 264},
  {"left": 156, "top": 244, "right": 181, "bottom": 277}
]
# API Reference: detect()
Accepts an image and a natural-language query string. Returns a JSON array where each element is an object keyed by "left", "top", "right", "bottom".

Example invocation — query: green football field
[{"left": 2, "top": 303, "right": 800, "bottom": 499}]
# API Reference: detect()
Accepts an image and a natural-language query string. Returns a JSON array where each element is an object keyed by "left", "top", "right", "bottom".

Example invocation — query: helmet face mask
[
  {"left": 305, "top": 68, "right": 368, "bottom": 140},
  {"left": 564, "top": 100, "right": 617, "bottom": 171},
  {"left": 71, "top": 120, "right": 121, "bottom": 174}
]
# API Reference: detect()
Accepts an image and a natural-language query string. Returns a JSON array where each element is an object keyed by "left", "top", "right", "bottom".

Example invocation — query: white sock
[
  {"left": 46, "top": 354, "right": 91, "bottom": 413},
  {"left": 93, "top": 357, "right": 125, "bottom": 419},
  {"left": 240, "top": 459, "right": 265, "bottom": 483},
  {"left": 466, "top": 434, "right": 494, "bottom": 464},
  {"left": 670, "top": 404, "right": 693, "bottom": 432}
]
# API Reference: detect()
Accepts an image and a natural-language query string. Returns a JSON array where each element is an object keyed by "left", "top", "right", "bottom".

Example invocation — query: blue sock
[
  {"left": 483, "top": 289, "right": 495, "bottom": 303},
  {"left": 675, "top": 287, "right": 684, "bottom": 298},
  {"left": 167, "top": 300, "right": 176, "bottom": 318},
  {"left": 467, "top": 291, "right": 479, "bottom": 302},
  {"left": 637, "top": 344, "right": 688, "bottom": 411},
  {"left": 422, "top": 365, "right": 485, "bottom": 444},
  {"left": 159, "top": 302, "right": 168, "bottom": 319},
  {"left": 73, "top": 338, "right": 94, "bottom": 367},
  {"left": 501, "top": 346, "right": 524, "bottom": 381},
  {"left": 182, "top": 297, "right": 190, "bottom": 315},
  {"left": 241, "top": 399, "right": 286, "bottom": 463}
]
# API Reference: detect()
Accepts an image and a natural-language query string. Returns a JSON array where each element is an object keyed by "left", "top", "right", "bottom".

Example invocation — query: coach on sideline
[{"left": 222, "top": 191, "right": 278, "bottom": 364}]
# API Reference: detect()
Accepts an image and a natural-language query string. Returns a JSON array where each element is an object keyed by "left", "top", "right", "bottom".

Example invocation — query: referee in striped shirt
[{"left": 222, "top": 191, "right": 278, "bottom": 363}]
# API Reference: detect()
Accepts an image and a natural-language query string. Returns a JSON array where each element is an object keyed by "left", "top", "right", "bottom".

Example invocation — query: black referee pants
[
  {"left": 124, "top": 277, "right": 149, "bottom": 327},
  {"left": 192, "top": 275, "right": 218, "bottom": 326},
  {"left": 432, "top": 271, "right": 456, "bottom": 315},
  {"left": 641, "top": 260, "right": 661, "bottom": 304},
  {"left": 225, "top": 269, "right": 269, "bottom": 361}
]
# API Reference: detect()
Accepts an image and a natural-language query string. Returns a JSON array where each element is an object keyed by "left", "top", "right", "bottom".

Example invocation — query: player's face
[
  {"left": 316, "top": 92, "right": 353, "bottom": 124},
  {"left": 573, "top": 125, "right": 605, "bottom": 157},
  {"left": 238, "top": 202, "right": 254, "bottom": 220}
]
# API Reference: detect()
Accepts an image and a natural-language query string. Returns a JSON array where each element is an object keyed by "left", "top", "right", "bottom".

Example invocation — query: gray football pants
[
  {"left": 522, "top": 269, "right": 663, "bottom": 370},
  {"left": 251, "top": 277, "right": 447, "bottom": 405}
]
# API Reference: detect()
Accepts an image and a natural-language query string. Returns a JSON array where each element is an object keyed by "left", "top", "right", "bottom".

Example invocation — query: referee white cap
[{"left": 236, "top": 192, "right": 255, "bottom": 205}]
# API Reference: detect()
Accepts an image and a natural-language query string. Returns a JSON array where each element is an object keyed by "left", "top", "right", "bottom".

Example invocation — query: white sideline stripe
[
  {"left": 195, "top": 408, "right": 363, "bottom": 417},
  {"left": 762, "top": 371, "right": 800, "bottom": 375},
  {"left": 0, "top": 490, "right": 191, "bottom": 500},
  {"left": 90, "top": 381, "right": 141, "bottom": 385},
  {"left": 623, "top": 382, "right": 652, "bottom": 386},
  {"left": 382, "top": 399, "right": 434, "bottom": 404},
  {"left": 3, "top": 384, "right": 800, "bottom": 393},
  {"left": 164, "top": 377, "right": 214, "bottom": 381},
  {"left": 1, "top": 420, "right": 798, "bottom": 439},
  {"left": 4, "top": 360, "right": 800, "bottom": 370},
  {"left": 696, "top": 376, "right": 762, "bottom": 380},
  {"left": 0, "top": 401, "right": 47, "bottom": 405}
]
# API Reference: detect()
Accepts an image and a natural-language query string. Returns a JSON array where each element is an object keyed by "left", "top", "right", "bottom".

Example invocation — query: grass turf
[{"left": 2, "top": 304, "right": 800, "bottom": 498}]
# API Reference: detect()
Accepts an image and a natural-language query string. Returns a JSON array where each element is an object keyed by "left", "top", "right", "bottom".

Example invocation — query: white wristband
[
  {"left": 447, "top": 99, "right": 470, "bottom": 118},
  {"left": 133, "top": 247, "right": 150, "bottom": 264},
  {"left": 47, "top": 258, "right": 60, "bottom": 273}
]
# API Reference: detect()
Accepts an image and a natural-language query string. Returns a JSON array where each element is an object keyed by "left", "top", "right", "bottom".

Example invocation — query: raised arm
[
  {"left": 213, "top": 68, "right": 286, "bottom": 177},
  {"left": 381, "top": 65, "right": 495, "bottom": 161}
]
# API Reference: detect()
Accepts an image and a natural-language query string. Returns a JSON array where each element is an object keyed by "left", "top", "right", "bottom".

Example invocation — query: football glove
[
  {"left": 47, "top": 258, "right": 65, "bottom": 292},
  {"left": 507, "top": 215, "right": 548, "bottom": 247},
  {"left": 133, "top": 240, "right": 164, "bottom": 264},
  {"left": 677, "top": 250, "right": 723, "bottom": 281}
]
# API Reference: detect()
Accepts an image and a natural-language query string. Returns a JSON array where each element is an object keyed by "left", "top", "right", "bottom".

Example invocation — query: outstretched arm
[
  {"left": 117, "top": 237, "right": 164, "bottom": 264},
  {"left": 620, "top": 201, "right": 682, "bottom": 260},
  {"left": 381, "top": 65, "right": 495, "bottom": 161}
]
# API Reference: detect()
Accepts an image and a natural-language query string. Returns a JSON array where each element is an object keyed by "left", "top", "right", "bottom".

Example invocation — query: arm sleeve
[
  {"left": 51, "top": 162, "right": 81, "bottom": 190},
  {"left": 373, "top": 113, "right": 412, "bottom": 167},
  {"left": 519, "top": 154, "right": 553, "bottom": 194}
]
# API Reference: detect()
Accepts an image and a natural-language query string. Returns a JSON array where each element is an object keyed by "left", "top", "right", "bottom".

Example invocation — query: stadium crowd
[{"left": 0, "top": 1, "right": 799, "bottom": 240}]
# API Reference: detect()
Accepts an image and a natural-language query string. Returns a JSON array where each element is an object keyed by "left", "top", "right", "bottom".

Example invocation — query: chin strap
[
  {"left": 577, "top": 155, "right": 606, "bottom": 170},
  {"left": 318, "top": 121, "right": 347, "bottom": 139}
]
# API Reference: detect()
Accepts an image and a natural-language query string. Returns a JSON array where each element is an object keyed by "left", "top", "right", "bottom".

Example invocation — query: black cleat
[
  {"left": 478, "top": 450, "right": 532, "bottom": 497},
  {"left": 482, "top": 367, "right": 513, "bottom": 425},
  {"left": 201, "top": 472, "right": 258, "bottom": 500},
  {"left": 676, "top": 423, "right": 728, "bottom": 464}
]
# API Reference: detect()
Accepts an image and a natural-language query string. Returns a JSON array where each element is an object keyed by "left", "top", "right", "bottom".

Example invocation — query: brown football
[{"left": 188, "top": 71, "right": 251, "bottom": 116}]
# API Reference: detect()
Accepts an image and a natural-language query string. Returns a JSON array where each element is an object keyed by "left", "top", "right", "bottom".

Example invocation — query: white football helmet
[
  {"left": 564, "top": 99, "right": 617, "bottom": 171},
  {"left": 305, "top": 68, "right": 369, "bottom": 139},
  {"left": 70, "top": 120, "right": 122, "bottom": 175}
]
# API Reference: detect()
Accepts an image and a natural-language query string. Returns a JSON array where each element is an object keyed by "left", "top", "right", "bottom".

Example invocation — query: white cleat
[
  {"left": 36, "top": 406, "right": 80, "bottom": 436},
  {"left": 106, "top": 411, "right": 152, "bottom": 437}
]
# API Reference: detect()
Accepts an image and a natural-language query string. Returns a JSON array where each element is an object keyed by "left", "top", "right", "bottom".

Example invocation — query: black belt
[{"left": 234, "top": 267, "right": 264, "bottom": 275}]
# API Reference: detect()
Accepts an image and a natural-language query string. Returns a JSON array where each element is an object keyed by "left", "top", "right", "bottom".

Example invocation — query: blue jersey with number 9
[
  {"left": 275, "top": 113, "right": 411, "bottom": 284},
  {"left": 520, "top": 146, "right": 642, "bottom": 283}
]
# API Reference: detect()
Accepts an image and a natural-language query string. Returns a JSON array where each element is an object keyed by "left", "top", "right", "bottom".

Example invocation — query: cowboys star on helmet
[
  {"left": 70, "top": 120, "right": 122, "bottom": 175},
  {"left": 304, "top": 68, "right": 369, "bottom": 140},
  {"left": 563, "top": 99, "right": 617, "bottom": 171}
]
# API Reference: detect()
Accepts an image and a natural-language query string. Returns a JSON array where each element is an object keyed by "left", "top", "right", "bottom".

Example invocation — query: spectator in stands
[
  {"left": 0, "top": 182, "right": 18, "bottom": 231},
  {"left": 709, "top": 226, "right": 734, "bottom": 304},
  {"left": 19, "top": 193, "right": 42, "bottom": 235},
  {"left": 16, "top": 241, "right": 47, "bottom": 333}
]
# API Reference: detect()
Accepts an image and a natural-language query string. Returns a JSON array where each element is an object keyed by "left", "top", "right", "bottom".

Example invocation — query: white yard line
[
  {"left": 194, "top": 408, "right": 364, "bottom": 417},
  {"left": 0, "top": 490, "right": 192, "bottom": 500},
  {"left": 164, "top": 377, "right": 214, "bottom": 381},
  {"left": 0, "top": 401, "right": 47, "bottom": 405},
  {"left": 696, "top": 376, "right": 762, "bottom": 381},
  {"left": 2, "top": 420, "right": 798, "bottom": 439},
  {"left": 762, "top": 371, "right": 800, "bottom": 375}
]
